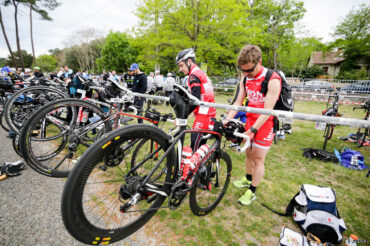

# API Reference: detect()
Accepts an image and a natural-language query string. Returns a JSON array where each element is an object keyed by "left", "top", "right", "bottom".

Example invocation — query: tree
[
  {"left": 36, "top": 54, "right": 57, "bottom": 72},
  {"left": 134, "top": 0, "right": 258, "bottom": 75},
  {"left": 6, "top": 49, "right": 33, "bottom": 68},
  {"left": 64, "top": 28, "right": 104, "bottom": 72},
  {"left": 278, "top": 37, "right": 325, "bottom": 77},
  {"left": 4, "top": 0, "right": 26, "bottom": 71},
  {"left": 25, "top": 0, "right": 60, "bottom": 66},
  {"left": 96, "top": 31, "right": 137, "bottom": 73},
  {"left": 0, "top": 2, "right": 17, "bottom": 69},
  {"left": 332, "top": 4, "right": 370, "bottom": 76}
]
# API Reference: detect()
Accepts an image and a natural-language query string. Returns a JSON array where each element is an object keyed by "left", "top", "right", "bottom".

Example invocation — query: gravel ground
[{"left": 0, "top": 128, "right": 156, "bottom": 246}]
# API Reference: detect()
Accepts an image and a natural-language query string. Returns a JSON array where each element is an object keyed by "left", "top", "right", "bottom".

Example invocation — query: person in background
[
  {"left": 154, "top": 71, "right": 164, "bottom": 92},
  {"left": 34, "top": 67, "right": 44, "bottom": 78},
  {"left": 130, "top": 63, "right": 147, "bottom": 123},
  {"left": 109, "top": 70, "right": 118, "bottom": 81},
  {"left": 146, "top": 72, "right": 154, "bottom": 92},
  {"left": 1, "top": 65, "right": 11, "bottom": 75},
  {"left": 57, "top": 67, "right": 64, "bottom": 78},
  {"left": 164, "top": 72, "right": 176, "bottom": 105},
  {"left": 223, "top": 44, "right": 281, "bottom": 206}
]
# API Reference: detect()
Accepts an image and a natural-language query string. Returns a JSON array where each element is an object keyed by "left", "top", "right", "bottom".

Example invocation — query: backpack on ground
[
  {"left": 302, "top": 148, "right": 338, "bottom": 163},
  {"left": 263, "top": 184, "right": 346, "bottom": 244},
  {"left": 334, "top": 148, "right": 367, "bottom": 170}
]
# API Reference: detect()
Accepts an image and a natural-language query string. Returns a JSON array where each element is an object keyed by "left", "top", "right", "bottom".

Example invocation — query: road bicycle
[
  {"left": 18, "top": 80, "right": 173, "bottom": 177},
  {"left": 61, "top": 85, "right": 249, "bottom": 245},
  {"left": 353, "top": 100, "right": 370, "bottom": 147},
  {"left": 317, "top": 88, "right": 343, "bottom": 150}
]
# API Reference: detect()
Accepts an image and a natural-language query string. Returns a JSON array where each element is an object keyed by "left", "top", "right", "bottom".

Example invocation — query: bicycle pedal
[{"left": 99, "top": 164, "right": 107, "bottom": 171}]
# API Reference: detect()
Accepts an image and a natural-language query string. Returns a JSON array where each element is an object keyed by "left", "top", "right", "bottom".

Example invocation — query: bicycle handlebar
[{"left": 233, "top": 131, "right": 251, "bottom": 152}]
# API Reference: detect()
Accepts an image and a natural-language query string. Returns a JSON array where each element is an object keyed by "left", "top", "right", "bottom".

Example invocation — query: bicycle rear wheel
[
  {"left": 0, "top": 109, "right": 9, "bottom": 132},
  {"left": 356, "top": 128, "right": 368, "bottom": 147},
  {"left": 4, "top": 86, "right": 68, "bottom": 135},
  {"left": 189, "top": 150, "right": 231, "bottom": 216},
  {"left": 62, "top": 124, "right": 176, "bottom": 245},
  {"left": 19, "top": 98, "right": 111, "bottom": 177}
]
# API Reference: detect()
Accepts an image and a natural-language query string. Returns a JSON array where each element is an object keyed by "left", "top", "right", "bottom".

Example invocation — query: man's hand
[{"left": 243, "top": 130, "right": 254, "bottom": 143}]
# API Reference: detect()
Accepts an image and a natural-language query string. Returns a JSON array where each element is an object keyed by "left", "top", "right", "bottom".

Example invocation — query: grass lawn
[{"left": 141, "top": 94, "right": 369, "bottom": 245}]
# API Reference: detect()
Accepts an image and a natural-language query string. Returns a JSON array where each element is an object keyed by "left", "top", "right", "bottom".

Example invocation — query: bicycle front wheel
[
  {"left": 62, "top": 124, "right": 177, "bottom": 245},
  {"left": 19, "top": 98, "right": 111, "bottom": 177},
  {"left": 189, "top": 150, "right": 232, "bottom": 216}
]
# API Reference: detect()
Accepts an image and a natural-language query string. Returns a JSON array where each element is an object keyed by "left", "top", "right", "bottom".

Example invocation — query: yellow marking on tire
[
  {"left": 114, "top": 136, "right": 120, "bottom": 140},
  {"left": 103, "top": 237, "right": 111, "bottom": 240},
  {"left": 102, "top": 141, "right": 112, "bottom": 149}
]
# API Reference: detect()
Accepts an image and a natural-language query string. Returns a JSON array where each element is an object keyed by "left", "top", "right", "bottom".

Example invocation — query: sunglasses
[{"left": 238, "top": 62, "right": 258, "bottom": 73}]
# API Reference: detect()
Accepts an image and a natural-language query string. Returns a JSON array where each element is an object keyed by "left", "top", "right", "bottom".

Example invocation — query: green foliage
[
  {"left": 6, "top": 50, "right": 33, "bottom": 68},
  {"left": 279, "top": 37, "right": 325, "bottom": 77},
  {"left": 64, "top": 46, "right": 80, "bottom": 72},
  {"left": 36, "top": 54, "right": 57, "bottom": 72},
  {"left": 299, "top": 65, "right": 325, "bottom": 78},
  {"left": 332, "top": 4, "right": 370, "bottom": 73},
  {"left": 96, "top": 31, "right": 137, "bottom": 73},
  {"left": 0, "top": 57, "right": 7, "bottom": 67},
  {"left": 336, "top": 69, "right": 369, "bottom": 80},
  {"left": 133, "top": 0, "right": 306, "bottom": 75}
]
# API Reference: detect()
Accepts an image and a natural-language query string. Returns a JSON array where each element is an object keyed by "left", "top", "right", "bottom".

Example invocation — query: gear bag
[
  {"left": 262, "top": 184, "right": 346, "bottom": 244},
  {"left": 243, "top": 69, "right": 294, "bottom": 111}
]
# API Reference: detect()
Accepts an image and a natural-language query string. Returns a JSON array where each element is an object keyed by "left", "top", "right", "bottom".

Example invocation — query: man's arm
[{"left": 188, "top": 74, "right": 201, "bottom": 113}]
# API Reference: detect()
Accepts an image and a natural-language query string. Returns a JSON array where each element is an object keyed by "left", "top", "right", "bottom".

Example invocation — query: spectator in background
[
  {"left": 164, "top": 73, "right": 176, "bottom": 105},
  {"left": 34, "top": 67, "right": 44, "bottom": 78},
  {"left": 130, "top": 63, "right": 147, "bottom": 123},
  {"left": 109, "top": 70, "right": 118, "bottom": 81},
  {"left": 147, "top": 72, "right": 154, "bottom": 92},
  {"left": 57, "top": 67, "right": 64, "bottom": 78},
  {"left": 154, "top": 71, "right": 164, "bottom": 92},
  {"left": 1, "top": 65, "right": 11, "bottom": 75}
]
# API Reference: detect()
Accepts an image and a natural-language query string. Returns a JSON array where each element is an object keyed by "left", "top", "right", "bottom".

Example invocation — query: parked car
[
  {"left": 340, "top": 81, "right": 370, "bottom": 95},
  {"left": 291, "top": 80, "right": 334, "bottom": 93}
]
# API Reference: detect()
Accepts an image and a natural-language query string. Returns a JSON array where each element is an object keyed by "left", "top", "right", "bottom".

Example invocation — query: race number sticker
[
  {"left": 77, "top": 89, "right": 85, "bottom": 94},
  {"left": 175, "top": 119, "right": 188, "bottom": 126},
  {"left": 315, "top": 122, "right": 326, "bottom": 131},
  {"left": 110, "top": 98, "right": 122, "bottom": 103}
]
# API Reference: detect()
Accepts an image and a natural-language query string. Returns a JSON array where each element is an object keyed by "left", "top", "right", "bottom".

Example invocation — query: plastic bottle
[
  {"left": 81, "top": 110, "right": 89, "bottom": 123},
  {"left": 189, "top": 144, "right": 210, "bottom": 170},
  {"left": 181, "top": 146, "right": 193, "bottom": 181},
  {"left": 345, "top": 234, "right": 358, "bottom": 246},
  {"left": 279, "top": 130, "right": 285, "bottom": 140}
]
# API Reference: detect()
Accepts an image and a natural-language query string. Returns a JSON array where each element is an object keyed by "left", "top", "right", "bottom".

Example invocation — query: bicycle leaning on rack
[
  {"left": 352, "top": 99, "right": 370, "bottom": 147},
  {"left": 317, "top": 88, "right": 343, "bottom": 150},
  {"left": 61, "top": 84, "right": 249, "bottom": 245}
]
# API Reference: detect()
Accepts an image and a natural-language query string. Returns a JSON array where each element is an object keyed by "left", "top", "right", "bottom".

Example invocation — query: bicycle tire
[
  {"left": 4, "top": 86, "right": 68, "bottom": 135},
  {"left": 356, "top": 128, "right": 368, "bottom": 148},
  {"left": 19, "top": 98, "right": 111, "bottom": 177},
  {"left": 61, "top": 124, "right": 176, "bottom": 245},
  {"left": 0, "top": 109, "right": 9, "bottom": 132},
  {"left": 12, "top": 134, "right": 23, "bottom": 158},
  {"left": 189, "top": 150, "right": 231, "bottom": 216},
  {"left": 322, "top": 124, "right": 331, "bottom": 151}
]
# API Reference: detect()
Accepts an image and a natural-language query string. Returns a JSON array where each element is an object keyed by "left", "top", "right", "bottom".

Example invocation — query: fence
[{"left": 211, "top": 76, "right": 370, "bottom": 102}]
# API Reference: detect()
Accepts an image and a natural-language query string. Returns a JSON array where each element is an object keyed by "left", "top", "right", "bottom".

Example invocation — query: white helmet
[{"left": 176, "top": 48, "right": 196, "bottom": 64}]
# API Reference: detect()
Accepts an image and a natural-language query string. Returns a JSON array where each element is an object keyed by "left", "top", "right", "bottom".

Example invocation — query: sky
[{"left": 0, "top": 0, "right": 368, "bottom": 58}]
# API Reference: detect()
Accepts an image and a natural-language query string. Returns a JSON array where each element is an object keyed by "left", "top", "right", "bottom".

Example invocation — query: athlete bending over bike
[{"left": 176, "top": 48, "right": 216, "bottom": 152}]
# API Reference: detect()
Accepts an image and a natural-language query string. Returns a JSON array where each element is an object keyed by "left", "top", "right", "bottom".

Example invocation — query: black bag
[{"left": 0, "top": 78, "right": 13, "bottom": 90}]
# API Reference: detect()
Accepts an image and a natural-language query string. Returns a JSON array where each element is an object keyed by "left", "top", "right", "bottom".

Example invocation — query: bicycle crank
[{"left": 168, "top": 180, "right": 188, "bottom": 210}]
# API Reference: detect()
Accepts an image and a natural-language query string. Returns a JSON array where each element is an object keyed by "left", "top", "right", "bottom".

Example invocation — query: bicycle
[
  {"left": 18, "top": 81, "right": 173, "bottom": 177},
  {"left": 318, "top": 88, "right": 343, "bottom": 150},
  {"left": 352, "top": 100, "right": 370, "bottom": 147},
  {"left": 61, "top": 85, "right": 249, "bottom": 245}
]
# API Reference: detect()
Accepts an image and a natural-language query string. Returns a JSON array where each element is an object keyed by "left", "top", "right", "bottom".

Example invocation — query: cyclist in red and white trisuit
[
  {"left": 224, "top": 45, "right": 281, "bottom": 206},
  {"left": 176, "top": 48, "right": 216, "bottom": 151}
]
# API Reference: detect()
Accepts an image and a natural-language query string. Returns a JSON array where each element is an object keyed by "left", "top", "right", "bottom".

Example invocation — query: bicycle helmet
[{"left": 176, "top": 48, "right": 196, "bottom": 64}]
